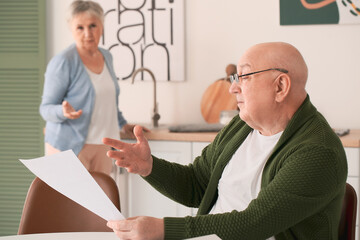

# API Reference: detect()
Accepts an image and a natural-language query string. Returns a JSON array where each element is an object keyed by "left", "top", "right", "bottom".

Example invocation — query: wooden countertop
[
  {"left": 121, "top": 127, "right": 360, "bottom": 148},
  {"left": 338, "top": 129, "right": 360, "bottom": 148},
  {"left": 121, "top": 126, "right": 217, "bottom": 142}
]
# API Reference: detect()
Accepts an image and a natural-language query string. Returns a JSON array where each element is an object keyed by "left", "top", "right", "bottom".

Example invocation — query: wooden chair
[
  {"left": 338, "top": 183, "right": 357, "bottom": 240},
  {"left": 18, "top": 171, "right": 120, "bottom": 234}
]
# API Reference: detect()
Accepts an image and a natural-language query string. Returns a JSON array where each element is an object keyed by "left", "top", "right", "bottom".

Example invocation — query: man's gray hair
[{"left": 69, "top": 0, "right": 104, "bottom": 25}]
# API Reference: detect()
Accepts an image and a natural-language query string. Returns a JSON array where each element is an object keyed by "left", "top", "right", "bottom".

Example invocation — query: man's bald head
[{"left": 241, "top": 42, "right": 308, "bottom": 95}]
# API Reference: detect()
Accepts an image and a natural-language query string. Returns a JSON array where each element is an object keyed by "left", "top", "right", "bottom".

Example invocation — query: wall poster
[
  {"left": 95, "top": 0, "right": 185, "bottom": 82},
  {"left": 280, "top": 0, "right": 360, "bottom": 25}
]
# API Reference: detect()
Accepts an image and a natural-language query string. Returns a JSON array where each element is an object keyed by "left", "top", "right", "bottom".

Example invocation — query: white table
[{"left": 0, "top": 232, "right": 118, "bottom": 240}]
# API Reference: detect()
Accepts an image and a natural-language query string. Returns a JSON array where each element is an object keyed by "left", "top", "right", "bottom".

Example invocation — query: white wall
[{"left": 46, "top": 0, "right": 360, "bottom": 129}]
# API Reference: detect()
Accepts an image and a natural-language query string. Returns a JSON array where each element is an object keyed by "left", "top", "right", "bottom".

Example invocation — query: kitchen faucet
[{"left": 131, "top": 68, "right": 160, "bottom": 128}]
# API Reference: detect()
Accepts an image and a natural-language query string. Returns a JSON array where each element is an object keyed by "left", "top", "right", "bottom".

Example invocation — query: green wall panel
[{"left": 0, "top": 0, "right": 45, "bottom": 236}]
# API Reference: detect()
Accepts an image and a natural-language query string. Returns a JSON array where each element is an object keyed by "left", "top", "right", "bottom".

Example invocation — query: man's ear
[{"left": 275, "top": 74, "right": 291, "bottom": 102}]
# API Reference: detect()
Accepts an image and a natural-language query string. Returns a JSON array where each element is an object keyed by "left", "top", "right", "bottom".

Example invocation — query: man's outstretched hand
[{"left": 103, "top": 125, "right": 153, "bottom": 177}]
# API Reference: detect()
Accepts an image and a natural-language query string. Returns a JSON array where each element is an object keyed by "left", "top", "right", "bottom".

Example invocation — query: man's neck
[
  {"left": 254, "top": 105, "right": 296, "bottom": 136},
  {"left": 259, "top": 93, "right": 307, "bottom": 136},
  {"left": 257, "top": 120, "right": 288, "bottom": 136}
]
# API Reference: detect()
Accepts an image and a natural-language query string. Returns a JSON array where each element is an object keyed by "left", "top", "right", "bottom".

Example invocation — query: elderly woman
[{"left": 40, "top": 0, "right": 146, "bottom": 175}]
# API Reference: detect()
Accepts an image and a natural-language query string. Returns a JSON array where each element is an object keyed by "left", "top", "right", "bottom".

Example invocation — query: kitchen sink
[{"left": 168, "top": 123, "right": 224, "bottom": 133}]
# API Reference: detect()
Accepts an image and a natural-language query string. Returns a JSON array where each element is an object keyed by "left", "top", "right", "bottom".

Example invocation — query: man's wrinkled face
[{"left": 229, "top": 48, "right": 279, "bottom": 127}]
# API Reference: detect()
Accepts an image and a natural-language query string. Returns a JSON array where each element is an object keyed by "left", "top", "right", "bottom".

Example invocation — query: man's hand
[
  {"left": 121, "top": 124, "right": 151, "bottom": 138},
  {"left": 62, "top": 100, "right": 82, "bottom": 119},
  {"left": 107, "top": 216, "right": 164, "bottom": 240},
  {"left": 103, "top": 125, "right": 153, "bottom": 177}
]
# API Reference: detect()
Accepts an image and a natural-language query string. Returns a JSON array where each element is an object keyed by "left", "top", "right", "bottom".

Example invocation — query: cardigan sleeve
[
  {"left": 39, "top": 54, "right": 70, "bottom": 123},
  {"left": 117, "top": 110, "right": 127, "bottom": 129}
]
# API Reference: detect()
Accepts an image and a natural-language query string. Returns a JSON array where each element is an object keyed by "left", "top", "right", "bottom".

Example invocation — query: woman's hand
[
  {"left": 62, "top": 101, "right": 82, "bottom": 119},
  {"left": 107, "top": 216, "right": 164, "bottom": 240}
]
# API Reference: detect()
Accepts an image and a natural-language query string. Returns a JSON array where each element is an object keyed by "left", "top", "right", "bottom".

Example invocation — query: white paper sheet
[
  {"left": 186, "top": 235, "right": 221, "bottom": 240},
  {"left": 20, "top": 150, "right": 124, "bottom": 221}
]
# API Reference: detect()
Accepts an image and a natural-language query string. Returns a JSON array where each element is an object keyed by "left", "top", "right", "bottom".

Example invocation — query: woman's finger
[{"left": 69, "top": 110, "right": 82, "bottom": 118}]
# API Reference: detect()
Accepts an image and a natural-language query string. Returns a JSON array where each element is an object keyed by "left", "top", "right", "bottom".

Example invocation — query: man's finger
[
  {"left": 107, "top": 150, "right": 127, "bottom": 161},
  {"left": 134, "top": 125, "right": 147, "bottom": 143},
  {"left": 116, "top": 160, "right": 131, "bottom": 168},
  {"left": 103, "top": 137, "right": 126, "bottom": 150},
  {"left": 113, "top": 230, "right": 135, "bottom": 239},
  {"left": 107, "top": 220, "right": 133, "bottom": 231}
]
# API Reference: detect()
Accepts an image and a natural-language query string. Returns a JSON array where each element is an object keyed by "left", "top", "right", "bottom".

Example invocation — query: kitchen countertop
[
  {"left": 121, "top": 126, "right": 360, "bottom": 148},
  {"left": 121, "top": 125, "right": 218, "bottom": 142},
  {"left": 338, "top": 129, "right": 360, "bottom": 148}
]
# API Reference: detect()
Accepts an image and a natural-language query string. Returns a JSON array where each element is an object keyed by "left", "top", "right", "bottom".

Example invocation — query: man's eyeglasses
[{"left": 229, "top": 68, "right": 288, "bottom": 84}]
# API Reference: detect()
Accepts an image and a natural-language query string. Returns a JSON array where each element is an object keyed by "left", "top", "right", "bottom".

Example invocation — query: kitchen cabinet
[
  {"left": 126, "top": 141, "right": 193, "bottom": 218},
  {"left": 192, "top": 142, "right": 210, "bottom": 159}
]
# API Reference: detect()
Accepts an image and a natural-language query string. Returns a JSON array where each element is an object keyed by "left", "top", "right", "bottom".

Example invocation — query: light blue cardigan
[{"left": 39, "top": 44, "right": 127, "bottom": 155}]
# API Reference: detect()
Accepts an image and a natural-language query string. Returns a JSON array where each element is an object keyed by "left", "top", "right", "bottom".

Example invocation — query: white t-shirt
[
  {"left": 210, "top": 129, "right": 282, "bottom": 240},
  {"left": 85, "top": 64, "right": 120, "bottom": 144}
]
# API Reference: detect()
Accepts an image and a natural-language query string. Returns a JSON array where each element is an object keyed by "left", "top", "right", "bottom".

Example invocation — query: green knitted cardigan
[{"left": 144, "top": 96, "right": 348, "bottom": 240}]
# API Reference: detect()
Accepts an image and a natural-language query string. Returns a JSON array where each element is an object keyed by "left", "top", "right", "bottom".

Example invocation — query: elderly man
[{"left": 103, "top": 42, "right": 347, "bottom": 239}]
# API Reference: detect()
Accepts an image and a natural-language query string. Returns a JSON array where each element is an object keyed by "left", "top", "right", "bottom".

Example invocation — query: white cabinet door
[
  {"left": 192, "top": 142, "right": 210, "bottom": 160},
  {"left": 127, "top": 141, "right": 192, "bottom": 218}
]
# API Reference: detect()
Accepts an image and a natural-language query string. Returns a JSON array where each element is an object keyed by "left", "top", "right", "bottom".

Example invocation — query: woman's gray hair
[{"left": 68, "top": 0, "right": 104, "bottom": 25}]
